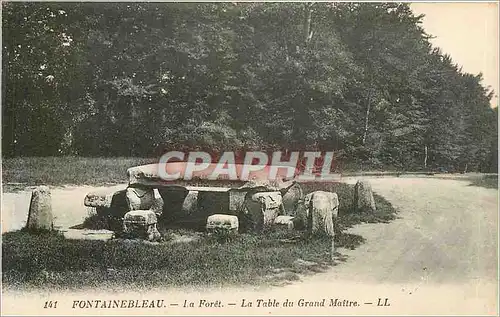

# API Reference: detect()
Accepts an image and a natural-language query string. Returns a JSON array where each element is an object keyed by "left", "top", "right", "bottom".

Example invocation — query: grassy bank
[
  {"left": 2, "top": 229, "right": 360, "bottom": 291},
  {"left": 3, "top": 156, "right": 496, "bottom": 191},
  {"left": 2, "top": 157, "right": 156, "bottom": 189},
  {"left": 466, "top": 175, "right": 498, "bottom": 189}
]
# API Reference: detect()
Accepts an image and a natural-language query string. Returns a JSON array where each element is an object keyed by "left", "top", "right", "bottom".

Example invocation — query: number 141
[{"left": 44, "top": 301, "right": 58, "bottom": 309}]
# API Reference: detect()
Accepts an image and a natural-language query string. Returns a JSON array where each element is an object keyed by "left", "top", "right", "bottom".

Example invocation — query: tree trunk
[
  {"left": 304, "top": 3, "right": 314, "bottom": 46},
  {"left": 362, "top": 88, "right": 372, "bottom": 145},
  {"left": 424, "top": 145, "right": 428, "bottom": 169}
]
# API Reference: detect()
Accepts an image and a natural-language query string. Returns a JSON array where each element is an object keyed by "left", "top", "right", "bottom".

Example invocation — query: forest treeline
[{"left": 2, "top": 2, "right": 497, "bottom": 172}]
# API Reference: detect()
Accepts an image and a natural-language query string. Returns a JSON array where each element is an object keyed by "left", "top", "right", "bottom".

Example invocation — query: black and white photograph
[{"left": 1, "top": 1, "right": 498, "bottom": 315}]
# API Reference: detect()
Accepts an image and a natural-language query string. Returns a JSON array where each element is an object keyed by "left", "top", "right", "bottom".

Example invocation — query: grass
[
  {"left": 2, "top": 181, "right": 397, "bottom": 291},
  {"left": 467, "top": 175, "right": 498, "bottom": 189},
  {"left": 2, "top": 229, "right": 363, "bottom": 291},
  {"left": 2, "top": 157, "right": 157, "bottom": 190},
  {"left": 3, "top": 156, "right": 496, "bottom": 191}
]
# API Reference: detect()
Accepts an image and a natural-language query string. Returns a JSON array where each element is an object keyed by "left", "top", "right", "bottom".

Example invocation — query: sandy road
[
  {"left": 276, "top": 176, "right": 498, "bottom": 315},
  {"left": 2, "top": 177, "right": 498, "bottom": 315},
  {"left": 317, "top": 176, "right": 498, "bottom": 284},
  {"left": 1, "top": 184, "right": 127, "bottom": 233}
]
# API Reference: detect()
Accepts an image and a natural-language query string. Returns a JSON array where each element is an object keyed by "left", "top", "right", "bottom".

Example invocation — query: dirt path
[
  {"left": 279, "top": 176, "right": 498, "bottom": 315},
  {"left": 312, "top": 176, "right": 498, "bottom": 284},
  {"left": 2, "top": 184, "right": 127, "bottom": 233}
]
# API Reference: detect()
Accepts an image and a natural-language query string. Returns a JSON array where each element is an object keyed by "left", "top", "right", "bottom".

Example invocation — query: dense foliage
[{"left": 2, "top": 3, "right": 497, "bottom": 172}]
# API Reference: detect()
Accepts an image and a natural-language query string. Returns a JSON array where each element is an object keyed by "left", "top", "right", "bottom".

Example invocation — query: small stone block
[
  {"left": 84, "top": 190, "right": 114, "bottom": 208},
  {"left": 124, "top": 210, "right": 157, "bottom": 225},
  {"left": 274, "top": 215, "right": 295, "bottom": 230},
  {"left": 206, "top": 214, "right": 239, "bottom": 233},
  {"left": 123, "top": 210, "right": 160, "bottom": 241}
]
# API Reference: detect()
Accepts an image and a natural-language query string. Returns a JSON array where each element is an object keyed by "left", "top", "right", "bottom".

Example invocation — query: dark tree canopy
[{"left": 2, "top": 2, "right": 497, "bottom": 172}]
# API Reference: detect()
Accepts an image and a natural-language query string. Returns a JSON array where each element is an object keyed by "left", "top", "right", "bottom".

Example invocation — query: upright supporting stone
[
  {"left": 353, "top": 180, "right": 376, "bottom": 213},
  {"left": 281, "top": 182, "right": 304, "bottom": 216},
  {"left": 126, "top": 187, "right": 158, "bottom": 211},
  {"left": 305, "top": 191, "right": 338, "bottom": 236},
  {"left": 151, "top": 188, "right": 164, "bottom": 216},
  {"left": 240, "top": 191, "right": 283, "bottom": 232},
  {"left": 26, "top": 186, "right": 54, "bottom": 231},
  {"left": 157, "top": 187, "right": 188, "bottom": 223},
  {"left": 182, "top": 191, "right": 199, "bottom": 214},
  {"left": 304, "top": 191, "right": 338, "bottom": 262}
]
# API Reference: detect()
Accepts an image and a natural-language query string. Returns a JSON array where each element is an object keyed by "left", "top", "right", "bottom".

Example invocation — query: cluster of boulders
[
  {"left": 202, "top": 180, "right": 376, "bottom": 242},
  {"left": 26, "top": 180, "right": 377, "bottom": 250},
  {"left": 82, "top": 186, "right": 165, "bottom": 240}
]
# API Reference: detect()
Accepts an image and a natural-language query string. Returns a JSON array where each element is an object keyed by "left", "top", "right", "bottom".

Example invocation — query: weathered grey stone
[
  {"left": 123, "top": 210, "right": 161, "bottom": 241},
  {"left": 353, "top": 180, "right": 376, "bottom": 213},
  {"left": 151, "top": 188, "right": 164, "bottom": 215},
  {"left": 62, "top": 229, "right": 114, "bottom": 241},
  {"left": 281, "top": 182, "right": 304, "bottom": 216},
  {"left": 229, "top": 190, "right": 246, "bottom": 212},
  {"left": 26, "top": 186, "right": 54, "bottom": 231},
  {"left": 304, "top": 191, "right": 338, "bottom": 237},
  {"left": 126, "top": 187, "right": 155, "bottom": 211},
  {"left": 304, "top": 191, "right": 339, "bottom": 262},
  {"left": 182, "top": 191, "right": 199, "bottom": 214},
  {"left": 206, "top": 214, "right": 239, "bottom": 233},
  {"left": 241, "top": 191, "right": 284, "bottom": 231},
  {"left": 84, "top": 190, "right": 114, "bottom": 208},
  {"left": 82, "top": 189, "right": 129, "bottom": 232},
  {"left": 273, "top": 215, "right": 295, "bottom": 230},
  {"left": 197, "top": 190, "right": 230, "bottom": 217},
  {"left": 292, "top": 198, "right": 309, "bottom": 230},
  {"left": 157, "top": 187, "right": 189, "bottom": 221},
  {"left": 84, "top": 189, "right": 128, "bottom": 220}
]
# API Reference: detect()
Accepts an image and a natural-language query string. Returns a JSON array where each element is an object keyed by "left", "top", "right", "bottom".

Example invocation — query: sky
[{"left": 411, "top": 2, "right": 499, "bottom": 108}]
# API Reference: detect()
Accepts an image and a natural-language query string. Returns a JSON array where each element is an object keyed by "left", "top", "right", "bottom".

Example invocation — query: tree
[{"left": 2, "top": 2, "right": 497, "bottom": 173}]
